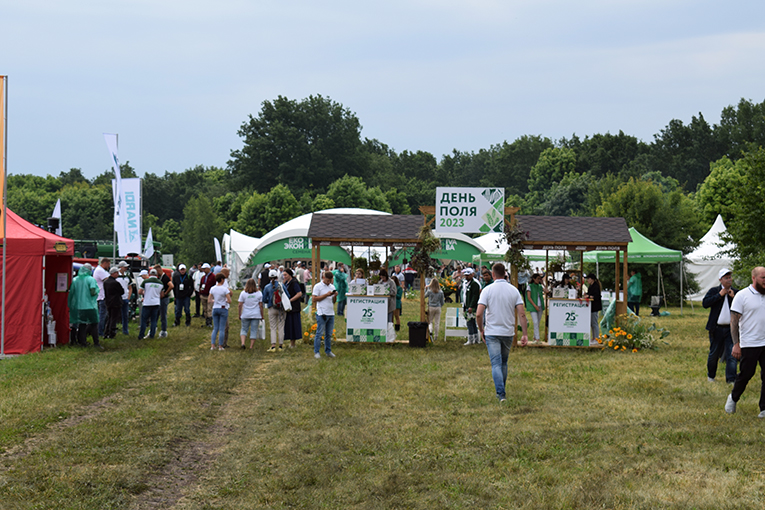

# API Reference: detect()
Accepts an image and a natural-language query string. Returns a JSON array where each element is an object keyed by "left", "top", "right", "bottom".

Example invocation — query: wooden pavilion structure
[
  {"left": 516, "top": 215, "right": 632, "bottom": 340},
  {"left": 306, "top": 213, "right": 428, "bottom": 321}
]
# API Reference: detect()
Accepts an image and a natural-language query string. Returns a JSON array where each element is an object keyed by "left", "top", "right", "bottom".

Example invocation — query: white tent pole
[
  {"left": 41, "top": 254, "right": 46, "bottom": 350},
  {"left": 680, "top": 260, "right": 684, "bottom": 315}
]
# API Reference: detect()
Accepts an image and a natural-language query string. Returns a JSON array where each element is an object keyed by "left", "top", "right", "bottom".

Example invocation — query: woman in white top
[
  {"left": 209, "top": 273, "right": 231, "bottom": 350},
  {"left": 350, "top": 268, "right": 367, "bottom": 285},
  {"left": 238, "top": 278, "right": 264, "bottom": 349}
]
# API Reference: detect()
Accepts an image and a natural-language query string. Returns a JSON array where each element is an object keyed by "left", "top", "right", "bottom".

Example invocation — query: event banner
[
  {"left": 111, "top": 177, "right": 142, "bottom": 256},
  {"left": 435, "top": 187, "right": 505, "bottom": 233},
  {"left": 547, "top": 299, "right": 592, "bottom": 346},
  {"left": 346, "top": 296, "right": 389, "bottom": 342}
]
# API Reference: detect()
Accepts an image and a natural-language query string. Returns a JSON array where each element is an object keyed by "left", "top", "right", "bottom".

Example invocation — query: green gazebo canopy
[{"left": 583, "top": 227, "right": 681, "bottom": 264}]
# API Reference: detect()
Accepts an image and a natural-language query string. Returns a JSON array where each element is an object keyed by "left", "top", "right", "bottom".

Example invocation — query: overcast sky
[{"left": 3, "top": 0, "right": 765, "bottom": 180}]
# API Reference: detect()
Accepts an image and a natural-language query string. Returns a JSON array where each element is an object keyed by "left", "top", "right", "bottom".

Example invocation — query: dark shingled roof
[
  {"left": 516, "top": 215, "right": 631, "bottom": 248},
  {"left": 308, "top": 214, "right": 424, "bottom": 244}
]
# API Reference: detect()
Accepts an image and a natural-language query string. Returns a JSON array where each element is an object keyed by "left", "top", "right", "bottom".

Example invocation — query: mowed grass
[{"left": 1, "top": 298, "right": 765, "bottom": 509}]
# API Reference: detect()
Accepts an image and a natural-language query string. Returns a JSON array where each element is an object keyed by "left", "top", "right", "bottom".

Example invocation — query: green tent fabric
[
  {"left": 250, "top": 237, "right": 352, "bottom": 267},
  {"left": 389, "top": 234, "right": 483, "bottom": 265},
  {"left": 583, "top": 227, "right": 681, "bottom": 263}
]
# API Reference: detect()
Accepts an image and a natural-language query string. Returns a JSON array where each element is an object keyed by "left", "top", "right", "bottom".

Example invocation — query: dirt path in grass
[
  {"left": 128, "top": 357, "right": 275, "bottom": 510},
  {"left": 0, "top": 353, "right": 198, "bottom": 470}
]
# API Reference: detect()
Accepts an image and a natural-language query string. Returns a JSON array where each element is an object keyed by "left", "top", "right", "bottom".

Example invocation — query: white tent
[
  {"left": 223, "top": 229, "right": 261, "bottom": 284},
  {"left": 686, "top": 215, "right": 735, "bottom": 300}
]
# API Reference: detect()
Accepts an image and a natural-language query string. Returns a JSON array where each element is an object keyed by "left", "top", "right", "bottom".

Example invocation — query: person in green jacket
[
  {"left": 68, "top": 264, "right": 102, "bottom": 349},
  {"left": 332, "top": 262, "right": 348, "bottom": 317},
  {"left": 525, "top": 273, "right": 546, "bottom": 343},
  {"left": 628, "top": 269, "right": 642, "bottom": 316}
]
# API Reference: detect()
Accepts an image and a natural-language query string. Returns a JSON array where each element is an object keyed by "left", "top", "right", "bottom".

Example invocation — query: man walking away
[{"left": 476, "top": 263, "right": 528, "bottom": 403}]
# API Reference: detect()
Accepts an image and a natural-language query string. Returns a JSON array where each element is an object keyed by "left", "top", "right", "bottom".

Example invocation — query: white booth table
[
  {"left": 547, "top": 298, "right": 594, "bottom": 347},
  {"left": 345, "top": 285, "right": 392, "bottom": 342}
]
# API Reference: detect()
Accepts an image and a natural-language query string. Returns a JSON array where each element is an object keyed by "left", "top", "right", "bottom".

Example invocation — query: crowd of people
[{"left": 67, "top": 256, "right": 765, "bottom": 414}]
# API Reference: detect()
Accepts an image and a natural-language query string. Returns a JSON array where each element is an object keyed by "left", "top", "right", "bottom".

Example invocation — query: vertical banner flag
[
  {"left": 103, "top": 133, "right": 123, "bottom": 232},
  {"left": 110, "top": 177, "right": 142, "bottom": 256},
  {"left": 144, "top": 227, "right": 155, "bottom": 260},
  {"left": 0, "top": 76, "right": 6, "bottom": 239},
  {"left": 51, "top": 199, "right": 62, "bottom": 236},
  {"left": 435, "top": 187, "right": 505, "bottom": 234},
  {"left": 214, "top": 237, "right": 222, "bottom": 264}
]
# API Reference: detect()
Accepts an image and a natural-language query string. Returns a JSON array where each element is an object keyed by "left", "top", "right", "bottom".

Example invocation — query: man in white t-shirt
[
  {"left": 138, "top": 269, "right": 164, "bottom": 340},
  {"left": 93, "top": 258, "right": 111, "bottom": 337},
  {"left": 312, "top": 271, "right": 337, "bottom": 359},
  {"left": 476, "top": 263, "right": 528, "bottom": 403},
  {"left": 725, "top": 266, "right": 765, "bottom": 417}
]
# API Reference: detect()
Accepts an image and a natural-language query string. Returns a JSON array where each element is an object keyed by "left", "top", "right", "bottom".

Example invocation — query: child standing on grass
[
  {"left": 238, "top": 278, "right": 264, "bottom": 349},
  {"left": 425, "top": 278, "right": 445, "bottom": 341}
]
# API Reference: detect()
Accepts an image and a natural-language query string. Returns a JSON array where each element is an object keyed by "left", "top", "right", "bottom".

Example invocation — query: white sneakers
[
  {"left": 314, "top": 352, "right": 321, "bottom": 359},
  {"left": 725, "top": 394, "right": 736, "bottom": 414}
]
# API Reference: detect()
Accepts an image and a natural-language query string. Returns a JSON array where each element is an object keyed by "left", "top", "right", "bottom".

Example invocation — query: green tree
[
  {"left": 695, "top": 156, "right": 745, "bottom": 227},
  {"left": 263, "top": 184, "right": 302, "bottom": 234},
  {"left": 564, "top": 131, "right": 649, "bottom": 178},
  {"left": 535, "top": 172, "right": 596, "bottom": 216},
  {"left": 724, "top": 147, "right": 765, "bottom": 270},
  {"left": 312, "top": 194, "right": 335, "bottom": 212},
  {"left": 649, "top": 113, "right": 725, "bottom": 191},
  {"left": 235, "top": 192, "right": 268, "bottom": 238},
  {"left": 717, "top": 98, "right": 765, "bottom": 158},
  {"left": 180, "top": 195, "right": 226, "bottom": 264},
  {"left": 228, "top": 95, "right": 368, "bottom": 195},
  {"left": 482, "top": 135, "right": 554, "bottom": 195},
  {"left": 325, "top": 175, "right": 392, "bottom": 212},
  {"left": 597, "top": 177, "right": 702, "bottom": 254}
]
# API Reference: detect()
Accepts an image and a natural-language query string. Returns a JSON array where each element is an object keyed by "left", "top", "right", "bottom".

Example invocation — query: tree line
[{"left": 7, "top": 94, "right": 765, "bottom": 298}]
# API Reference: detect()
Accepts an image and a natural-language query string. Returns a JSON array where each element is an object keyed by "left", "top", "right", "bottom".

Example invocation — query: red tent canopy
[{"left": 1, "top": 209, "right": 74, "bottom": 355}]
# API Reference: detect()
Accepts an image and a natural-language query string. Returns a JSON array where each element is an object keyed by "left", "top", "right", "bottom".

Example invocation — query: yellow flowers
[
  {"left": 632, "top": 348, "right": 638, "bottom": 353},
  {"left": 627, "top": 334, "right": 633, "bottom": 340}
]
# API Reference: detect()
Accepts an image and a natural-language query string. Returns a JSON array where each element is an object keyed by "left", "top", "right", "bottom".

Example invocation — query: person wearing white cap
[
  {"left": 138, "top": 269, "right": 164, "bottom": 339},
  {"left": 703, "top": 268, "right": 738, "bottom": 383},
  {"left": 199, "top": 263, "right": 216, "bottom": 327},
  {"left": 173, "top": 264, "right": 194, "bottom": 327},
  {"left": 116, "top": 261, "right": 133, "bottom": 336},
  {"left": 263, "top": 269, "right": 288, "bottom": 351},
  {"left": 461, "top": 268, "right": 481, "bottom": 345}
]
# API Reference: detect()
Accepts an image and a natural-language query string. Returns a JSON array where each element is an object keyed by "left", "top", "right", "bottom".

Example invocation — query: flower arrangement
[
  {"left": 596, "top": 313, "right": 669, "bottom": 352},
  {"left": 302, "top": 323, "right": 337, "bottom": 344},
  {"left": 438, "top": 276, "right": 460, "bottom": 299}
]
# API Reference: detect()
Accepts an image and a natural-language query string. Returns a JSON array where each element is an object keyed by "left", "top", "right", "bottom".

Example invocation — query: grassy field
[{"left": 1, "top": 297, "right": 764, "bottom": 509}]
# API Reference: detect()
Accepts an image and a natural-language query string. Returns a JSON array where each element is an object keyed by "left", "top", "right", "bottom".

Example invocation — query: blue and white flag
[{"left": 144, "top": 228, "right": 155, "bottom": 260}]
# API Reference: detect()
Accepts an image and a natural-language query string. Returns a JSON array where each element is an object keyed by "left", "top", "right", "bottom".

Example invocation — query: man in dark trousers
[
  {"left": 703, "top": 268, "right": 738, "bottom": 384},
  {"left": 103, "top": 267, "right": 124, "bottom": 340},
  {"left": 173, "top": 264, "right": 194, "bottom": 327}
]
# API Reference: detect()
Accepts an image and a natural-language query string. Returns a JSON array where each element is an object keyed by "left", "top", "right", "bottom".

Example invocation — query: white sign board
[
  {"left": 548, "top": 299, "right": 592, "bottom": 346},
  {"left": 162, "top": 254, "right": 174, "bottom": 267},
  {"left": 346, "top": 296, "right": 390, "bottom": 342},
  {"left": 435, "top": 187, "right": 505, "bottom": 233}
]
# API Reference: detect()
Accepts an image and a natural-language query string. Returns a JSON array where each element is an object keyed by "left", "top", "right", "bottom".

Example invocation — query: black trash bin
[{"left": 408, "top": 321, "right": 428, "bottom": 348}]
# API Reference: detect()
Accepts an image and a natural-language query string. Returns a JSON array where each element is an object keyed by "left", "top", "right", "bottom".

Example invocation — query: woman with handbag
[
  {"left": 282, "top": 268, "right": 303, "bottom": 348},
  {"left": 263, "top": 269, "right": 288, "bottom": 352}
]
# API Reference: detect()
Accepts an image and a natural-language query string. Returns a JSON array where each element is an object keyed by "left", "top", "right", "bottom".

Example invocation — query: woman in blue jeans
[{"left": 209, "top": 273, "right": 231, "bottom": 350}]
